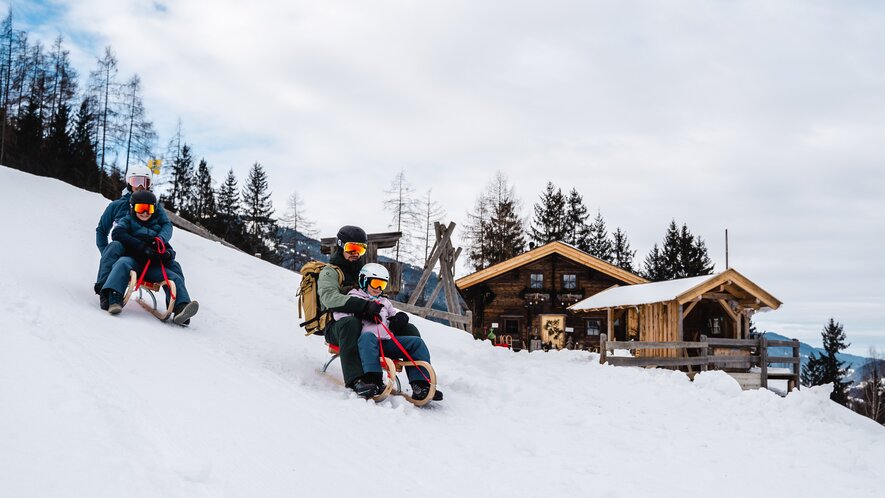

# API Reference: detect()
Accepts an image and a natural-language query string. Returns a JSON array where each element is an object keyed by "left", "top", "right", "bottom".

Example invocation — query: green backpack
[{"left": 297, "top": 261, "right": 344, "bottom": 336}]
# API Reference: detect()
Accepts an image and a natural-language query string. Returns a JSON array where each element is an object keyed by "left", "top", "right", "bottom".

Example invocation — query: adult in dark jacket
[
  {"left": 101, "top": 190, "right": 199, "bottom": 325},
  {"left": 94, "top": 164, "right": 185, "bottom": 310},
  {"left": 317, "top": 225, "right": 421, "bottom": 397}
]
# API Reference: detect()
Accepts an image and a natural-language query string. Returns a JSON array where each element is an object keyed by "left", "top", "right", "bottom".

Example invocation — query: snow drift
[{"left": 1, "top": 166, "right": 883, "bottom": 498}]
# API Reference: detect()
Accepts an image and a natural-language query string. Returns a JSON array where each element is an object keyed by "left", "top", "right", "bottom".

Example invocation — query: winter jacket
[
  {"left": 96, "top": 192, "right": 172, "bottom": 253},
  {"left": 333, "top": 288, "right": 399, "bottom": 340},
  {"left": 111, "top": 211, "right": 176, "bottom": 265},
  {"left": 317, "top": 250, "right": 372, "bottom": 315}
]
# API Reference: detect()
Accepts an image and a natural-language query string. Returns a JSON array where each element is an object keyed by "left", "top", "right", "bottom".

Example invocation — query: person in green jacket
[{"left": 317, "top": 225, "right": 421, "bottom": 398}]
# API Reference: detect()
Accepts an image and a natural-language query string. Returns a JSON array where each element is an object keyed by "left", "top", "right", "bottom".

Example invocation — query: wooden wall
[{"left": 463, "top": 253, "right": 625, "bottom": 347}]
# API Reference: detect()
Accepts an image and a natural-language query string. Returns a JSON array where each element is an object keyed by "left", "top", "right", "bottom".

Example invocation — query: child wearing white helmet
[{"left": 332, "top": 262, "right": 442, "bottom": 401}]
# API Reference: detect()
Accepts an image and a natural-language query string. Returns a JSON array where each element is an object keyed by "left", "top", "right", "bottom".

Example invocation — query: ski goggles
[
  {"left": 342, "top": 241, "right": 367, "bottom": 256},
  {"left": 367, "top": 278, "right": 388, "bottom": 291},
  {"left": 127, "top": 175, "right": 151, "bottom": 190},
  {"left": 133, "top": 203, "right": 155, "bottom": 214}
]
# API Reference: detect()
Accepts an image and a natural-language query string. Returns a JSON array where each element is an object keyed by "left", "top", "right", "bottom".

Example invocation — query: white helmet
[
  {"left": 125, "top": 163, "right": 153, "bottom": 191},
  {"left": 358, "top": 263, "right": 390, "bottom": 291}
]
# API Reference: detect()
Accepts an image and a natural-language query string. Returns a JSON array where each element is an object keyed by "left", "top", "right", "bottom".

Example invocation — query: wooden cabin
[
  {"left": 454, "top": 241, "right": 647, "bottom": 350},
  {"left": 568, "top": 268, "right": 782, "bottom": 357}
]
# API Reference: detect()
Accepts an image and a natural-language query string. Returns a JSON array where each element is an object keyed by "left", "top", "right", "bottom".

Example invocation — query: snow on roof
[{"left": 569, "top": 273, "right": 719, "bottom": 311}]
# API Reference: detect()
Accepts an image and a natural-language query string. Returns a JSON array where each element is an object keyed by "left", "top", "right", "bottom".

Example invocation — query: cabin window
[
  {"left": 530, "top": 273, "right": 544, "bottom": 289},
  {"left": 562, "top": 274, "right": 576, "bottom": 289},
  {"left": 586, "top": 319, "right": 602, "bottom": 336},
  {"left": 504, "top": 319, "right": 519, "bottom": 335},
  {"left": 708, "top": 317, "right": 723, "bottom": 336}
]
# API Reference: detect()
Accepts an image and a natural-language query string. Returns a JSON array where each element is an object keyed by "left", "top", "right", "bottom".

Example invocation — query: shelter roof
[{"left": 568, "top": 268, "right": 782, "bottom": 312}]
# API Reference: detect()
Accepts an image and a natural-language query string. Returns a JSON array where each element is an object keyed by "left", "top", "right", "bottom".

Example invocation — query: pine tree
[
  {"left": 465, "top": 171, "right": 523, "bottom": 270},
  {"left": 487, "top": 198, "right": 526, "bottom": 265},
  {"left": 69, "top": 96, "right": 98, "bottom": 189},
  {"left": 644, "top": 220, "right": 714, "bottom": 281},
  {"left": 188, "top": 159, "right": 216, "bottom": 225},
  {"left": 166, "top": 143, "right": 194, "bottom": 214},
  {"left": 587, "top": 210, "right": 613, "bottom": 262},
  {"left": 530, "top": 182, "right": 566, "bottom": 246},
  {"left": 802, "top": 318, "right": 851, "bottom": 405},
  {"left": 564, "top": 188, "right": 590, "bottom": 249},
  {"left": 464, "top": 191, "right": 492, "bottom": 271},
  {"left": 611, "top": 227, "right": 636, "bottom": 273},
  {"left": 678, "top": 223, "right": 714, "bottom": 277},
  {"left": 241, "top": 162, "right": 276, "bottom": 258},
  {"left": 215, "top": 168, "right": 246, "bottom": 245},
  {"left": 642, "top": 243, "right": 668, "bottom": 281}
]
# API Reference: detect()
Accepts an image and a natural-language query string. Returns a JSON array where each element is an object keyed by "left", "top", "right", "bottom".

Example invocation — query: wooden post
[
  {"left": 700, "top": 334, "right": 708, "bottom": 372},
  {"left": 791, "top": 338, "right": 800, "bottom": 392},
  {"left": 607, "top": 308, "right": 614, "bottom": 339},
  {"left": 760, "top": 335, "right": 769, "bottom": 389},
  {"left": 599, "top": 333, "right": 607, "bottom": 365},
  {"left": 408, "top": 222, "right": 455, "bottom": 306}
]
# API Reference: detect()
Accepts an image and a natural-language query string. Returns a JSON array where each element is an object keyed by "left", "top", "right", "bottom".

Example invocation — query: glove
[
  {"left": 388, "top": 312, "right": 409, "bottom": 333},
  {"left": 141, "top": 243, "right": 158, "bottom": 261},
  {"left": 160, "top": 250, "right": 174, "bottom": 263},
  {"left": 357, "top": 301, "right": 383, "bottom": 322}
]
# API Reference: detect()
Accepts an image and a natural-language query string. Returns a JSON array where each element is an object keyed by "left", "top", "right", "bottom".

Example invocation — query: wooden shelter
[
  {"left": 320, "top": 231, "right": 403, "bottom": 293},
  {"left": 568, "top": 268, "right": 782, "bottom": 356},
  {"left": 455, "top": 241, "right": 646, "bottom": 350}
]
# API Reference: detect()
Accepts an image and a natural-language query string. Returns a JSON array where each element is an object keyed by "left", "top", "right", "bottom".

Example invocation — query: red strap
[
  {"left": 375, "top": 317, "right": 431, "bottom": 384},
  {"left": 134, "top": 238, "right": 176, "bottom": 301}
]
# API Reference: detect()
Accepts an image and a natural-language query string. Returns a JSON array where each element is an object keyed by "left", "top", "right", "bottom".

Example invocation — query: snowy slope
[{"left": 1, "top": 166, "right": 883, "bottom": 498}]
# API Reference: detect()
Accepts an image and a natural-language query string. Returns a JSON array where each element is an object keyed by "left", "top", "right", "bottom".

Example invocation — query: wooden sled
[
  {"left": 122, "top": 270, "right": 177, "bottom": 322},
  {"left": 321, "top": 344, "right": 438, "bottom": 407}
]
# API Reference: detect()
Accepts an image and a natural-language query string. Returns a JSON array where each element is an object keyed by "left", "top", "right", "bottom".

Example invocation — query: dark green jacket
[{"left": 317, "top": 250, "right": 370, "bottom": 314}]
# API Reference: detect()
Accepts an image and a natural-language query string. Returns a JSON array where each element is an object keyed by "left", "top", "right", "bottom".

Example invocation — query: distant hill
[{"left": 764, "top": 331, "right": 878, "bottom": 384}]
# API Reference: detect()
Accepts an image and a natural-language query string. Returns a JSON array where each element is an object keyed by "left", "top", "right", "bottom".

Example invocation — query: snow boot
[
  {"left": 105, "top": 290, "right": 123, "bottom": 315},
  {"left": 94, "top": 283, "right": 109, "bottom": 310},
  {"left": 352, "top": 378, "right": 380, "bottom": 399},
  {"left": 172, "top": 301, "right": 199, "bottom": 325},
  {"left": 410, "top": 381, "right": 443, "bottom": 401}
]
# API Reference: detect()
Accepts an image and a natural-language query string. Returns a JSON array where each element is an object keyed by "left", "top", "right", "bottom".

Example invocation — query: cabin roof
[
  {"left": 455, "top": 241, "right": 647, "bottom": 289},
  {"left": 568, "top": 268, "right": 782, "bottom": 312}
]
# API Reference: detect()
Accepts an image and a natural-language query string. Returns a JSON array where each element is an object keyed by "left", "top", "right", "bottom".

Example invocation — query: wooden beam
[
  {"left": 607, "top": 308, "right": 614, "bottom": 339},
  {"left": 702, "top": 292, "right": 733, "bottom": 300},
  {"left": 683, "top": 300, "right": 699, "bottom": 318},
  {"left": 408, "top": 222, "right": 455, "bottom": 305}
]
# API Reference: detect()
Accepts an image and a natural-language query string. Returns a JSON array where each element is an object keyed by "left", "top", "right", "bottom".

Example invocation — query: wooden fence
[{"left": 598, "top": 334, "right": 801, "bottom": 392}]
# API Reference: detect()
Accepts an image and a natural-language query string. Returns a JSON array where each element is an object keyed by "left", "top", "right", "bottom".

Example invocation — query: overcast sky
[{"left": 13, "top": 0, "right": 885, "bottom": 354}]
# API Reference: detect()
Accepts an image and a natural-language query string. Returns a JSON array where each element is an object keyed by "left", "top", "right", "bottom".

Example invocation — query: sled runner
[
  {"left": 320, "top": 343, "right": 438, "bottom": 407},
  {"left": 121, "top": 269, "right": 177, "bottom": 322}
]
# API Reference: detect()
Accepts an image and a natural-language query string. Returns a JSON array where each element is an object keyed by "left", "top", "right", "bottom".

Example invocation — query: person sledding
[
  {"left": 99, "top": 190, "right": 199, "bottom": 325},
  {"left": 317, "top": 225, "right": 425, "bottom": 398},
  {"left": 93, "top": 164, "right": 187, "bottom": 311},
  {"left": 333, "top": 263, "right": 442, "bottom": 402}
]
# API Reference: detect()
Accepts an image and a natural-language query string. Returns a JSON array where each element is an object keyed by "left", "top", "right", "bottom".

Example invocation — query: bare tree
[
  {"left": 120, "top": 74, "right": 156, "bottom": 176},
  {"left": 383, "top": 170, "right": 419, "bottom": 264},
  {"left": 280, "top": 191, "right": 317, "bottom": 237},
  {"left": 88, "top": 46, "right": 122, "bottom": 191},
  {"left": 855, "top": 348, "right": 885, "bottom": 425},
  {"left": 415, "top": 188, "right": 446, "bottom": 264}
]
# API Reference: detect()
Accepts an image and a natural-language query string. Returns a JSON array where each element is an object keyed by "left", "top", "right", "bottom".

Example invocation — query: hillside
[{"left": 1, "top": 166, "right": 883, "bottom": 498}]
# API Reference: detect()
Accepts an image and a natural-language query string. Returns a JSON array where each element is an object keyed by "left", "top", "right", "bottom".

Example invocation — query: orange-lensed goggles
[
  {"left": 342, "top": 241, "right": 367, "bottom": 256},
  {"left": 368, "top": 278, "right": 388, "bottom": 291},
  {"left": 133, "top": 203, "right": 155, "bottom": 214}
]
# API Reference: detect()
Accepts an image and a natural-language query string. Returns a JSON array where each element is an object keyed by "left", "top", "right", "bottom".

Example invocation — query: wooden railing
[
  {"left": 598, "top": 334, "right": 801, "bottom": 392},
  {"left": 390, "top": 301, "right": 472, "bottom": 332}
]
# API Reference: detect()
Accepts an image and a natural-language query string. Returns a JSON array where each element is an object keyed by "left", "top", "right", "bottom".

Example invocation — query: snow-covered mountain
[{"left": 1, "top": 166, "right": 883, "bottom": 498}]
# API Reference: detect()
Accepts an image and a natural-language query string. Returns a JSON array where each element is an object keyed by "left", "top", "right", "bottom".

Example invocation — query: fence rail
[{"left": 599, "top": 334, "right": 801, "bottom": 392}]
